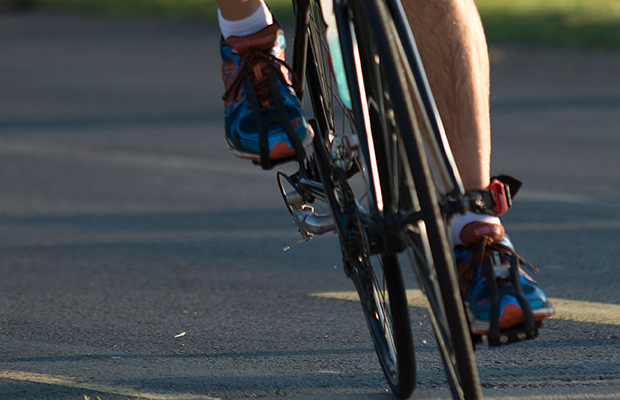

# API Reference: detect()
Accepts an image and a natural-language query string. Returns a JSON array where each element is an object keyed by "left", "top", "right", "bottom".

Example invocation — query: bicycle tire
[
  {"left": 300, "top": 1, "right": 416, "bottom": 398},
  {"left": 356, "top": 0, "right": 484, "bottom": 398}
]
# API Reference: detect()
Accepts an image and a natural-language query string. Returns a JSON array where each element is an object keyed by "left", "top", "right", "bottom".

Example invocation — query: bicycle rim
[{"left": 301, "top": 1, "right": 416, "bottom": 397}]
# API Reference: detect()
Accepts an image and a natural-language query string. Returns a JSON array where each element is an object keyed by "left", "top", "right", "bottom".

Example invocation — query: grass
[
  {"left": 28, "top": 0, "right": 620, "bottom": 48},
  {"left": 476, "top": 0, "right": 620, "bottom": 48}
]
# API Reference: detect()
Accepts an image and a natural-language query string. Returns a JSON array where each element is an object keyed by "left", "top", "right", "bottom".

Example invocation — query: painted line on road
[
  {"left": 3, "top": 370, "right": 620, "bottom": 400},
  {"left": 311, "top": 290, "right": 620, "bottom": 326},
  {"left": 0, "top": 370, "right": 219, "bottom": 400}
]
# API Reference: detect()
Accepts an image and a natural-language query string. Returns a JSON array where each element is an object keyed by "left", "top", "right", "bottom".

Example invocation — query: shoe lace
[
  {"left": 458, "top": 234, "right": 539, "bottom": 291},
  {"left": 222, "top": 48, "right": 297, "bottom": 105}
]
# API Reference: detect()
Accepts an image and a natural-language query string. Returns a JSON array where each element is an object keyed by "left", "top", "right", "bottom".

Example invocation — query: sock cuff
[{"left": 218, "top": 1, "right": 274, "bottom": 40}]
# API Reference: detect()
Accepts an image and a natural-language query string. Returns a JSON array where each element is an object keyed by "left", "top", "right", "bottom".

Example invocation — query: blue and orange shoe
[
  {"left": 456, "top": 221, "right": 555, "bottom": 336},
  {"left": 221, "top": 24, "right": 312, "bottom": 166}
]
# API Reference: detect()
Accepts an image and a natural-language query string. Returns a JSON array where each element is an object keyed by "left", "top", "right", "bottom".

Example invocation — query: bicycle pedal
[
  {"left": 285, "top": 189, "right": 336, "bottom": 237},
  {"left": 473, "top": 321, "right": 541, "bottom": 347},
  {"left": 251, "top": 154, "right": 298, "bottom": 169}
]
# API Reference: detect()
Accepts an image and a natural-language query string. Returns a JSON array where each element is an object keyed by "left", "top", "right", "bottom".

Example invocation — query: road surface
[{"left": 1, "top": 11, "right": 620, "bottom": 400}]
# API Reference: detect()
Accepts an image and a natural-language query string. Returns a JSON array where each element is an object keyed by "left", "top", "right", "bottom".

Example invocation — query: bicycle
[{"left": 258, "top": 0, "right": 540, "bottom": 398}]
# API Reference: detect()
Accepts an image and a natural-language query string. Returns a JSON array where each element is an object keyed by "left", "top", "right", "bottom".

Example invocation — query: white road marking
[{"left": 0, "top": 369, "right": 220, "bottom": 400}]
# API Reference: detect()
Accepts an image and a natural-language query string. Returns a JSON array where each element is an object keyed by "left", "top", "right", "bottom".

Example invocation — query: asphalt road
[{"left": 1, "top": 10, "right": 620, "bottom": 400}]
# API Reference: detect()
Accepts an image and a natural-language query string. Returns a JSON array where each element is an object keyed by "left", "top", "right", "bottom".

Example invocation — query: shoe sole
[
  {"left": 470, "top": 305, "right": 556, "bottom": 336},
  {"left": 230, "top": 125, "right": 314, "bottom": 162}
]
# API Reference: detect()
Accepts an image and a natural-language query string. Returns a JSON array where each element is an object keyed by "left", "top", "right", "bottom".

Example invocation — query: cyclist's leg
[
  {"left": 216, "top": 0, "right": 311, "bottom": 165},
  {"left": 401, "top": 0, "right": 555, "bottom": 334},
  {"left": 402, "top": 0, "right": 501, "bottom": 240},
  {"left": 402, "top": 0, "right": 490, "bottom": 192}
]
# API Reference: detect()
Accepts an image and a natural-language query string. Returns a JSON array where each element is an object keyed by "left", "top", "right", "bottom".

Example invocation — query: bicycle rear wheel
[
  {"left": 301, "top": 1, "right": 416, "bottom": 398},
  {"left": 300, "top": 0, "right": 483, "bottom": 398}
]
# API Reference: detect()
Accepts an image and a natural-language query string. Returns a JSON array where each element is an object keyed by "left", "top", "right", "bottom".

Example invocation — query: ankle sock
[
  {"left": 450, "top": 211, "right": 501, "bottom": 246},
  {"left": 218, "top": 1, "right": 274, "bottom": 39}
]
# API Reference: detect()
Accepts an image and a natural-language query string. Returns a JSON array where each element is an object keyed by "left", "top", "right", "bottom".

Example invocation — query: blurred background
[{"left": 2, "top": 0, "right": 620, "bottom": 47}]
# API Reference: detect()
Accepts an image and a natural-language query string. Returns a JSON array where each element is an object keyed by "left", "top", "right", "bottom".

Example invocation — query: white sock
[
  {"left": 218, "top": 1, "right": 274, "bottom": 40},
  {"left": 449, "top": 211, "right": 501, "bottom": 246}
]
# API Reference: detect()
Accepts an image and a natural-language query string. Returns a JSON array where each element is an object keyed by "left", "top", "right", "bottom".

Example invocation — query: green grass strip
[
  {"left": 477, "top": 0, "right": 620, "bottom": 48},
  {"left": 26, "top": 0, "right": 620, "bottom": 48}
]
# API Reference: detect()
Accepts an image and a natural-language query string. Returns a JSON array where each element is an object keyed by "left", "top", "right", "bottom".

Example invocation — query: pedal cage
[
  {"left": 474, "top": 254, "right": 539, "bottom": 347},
  {"left": 276, "top": 171, "right": 336, "bottom": 245}
]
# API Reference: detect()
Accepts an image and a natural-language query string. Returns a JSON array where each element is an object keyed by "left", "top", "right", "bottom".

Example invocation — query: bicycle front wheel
[
  {"left": 329, "top": 0, "right": 483, "bottom": 398},
  {"left": 356, "top": 0, "right": 484, "bottom": 398}
]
